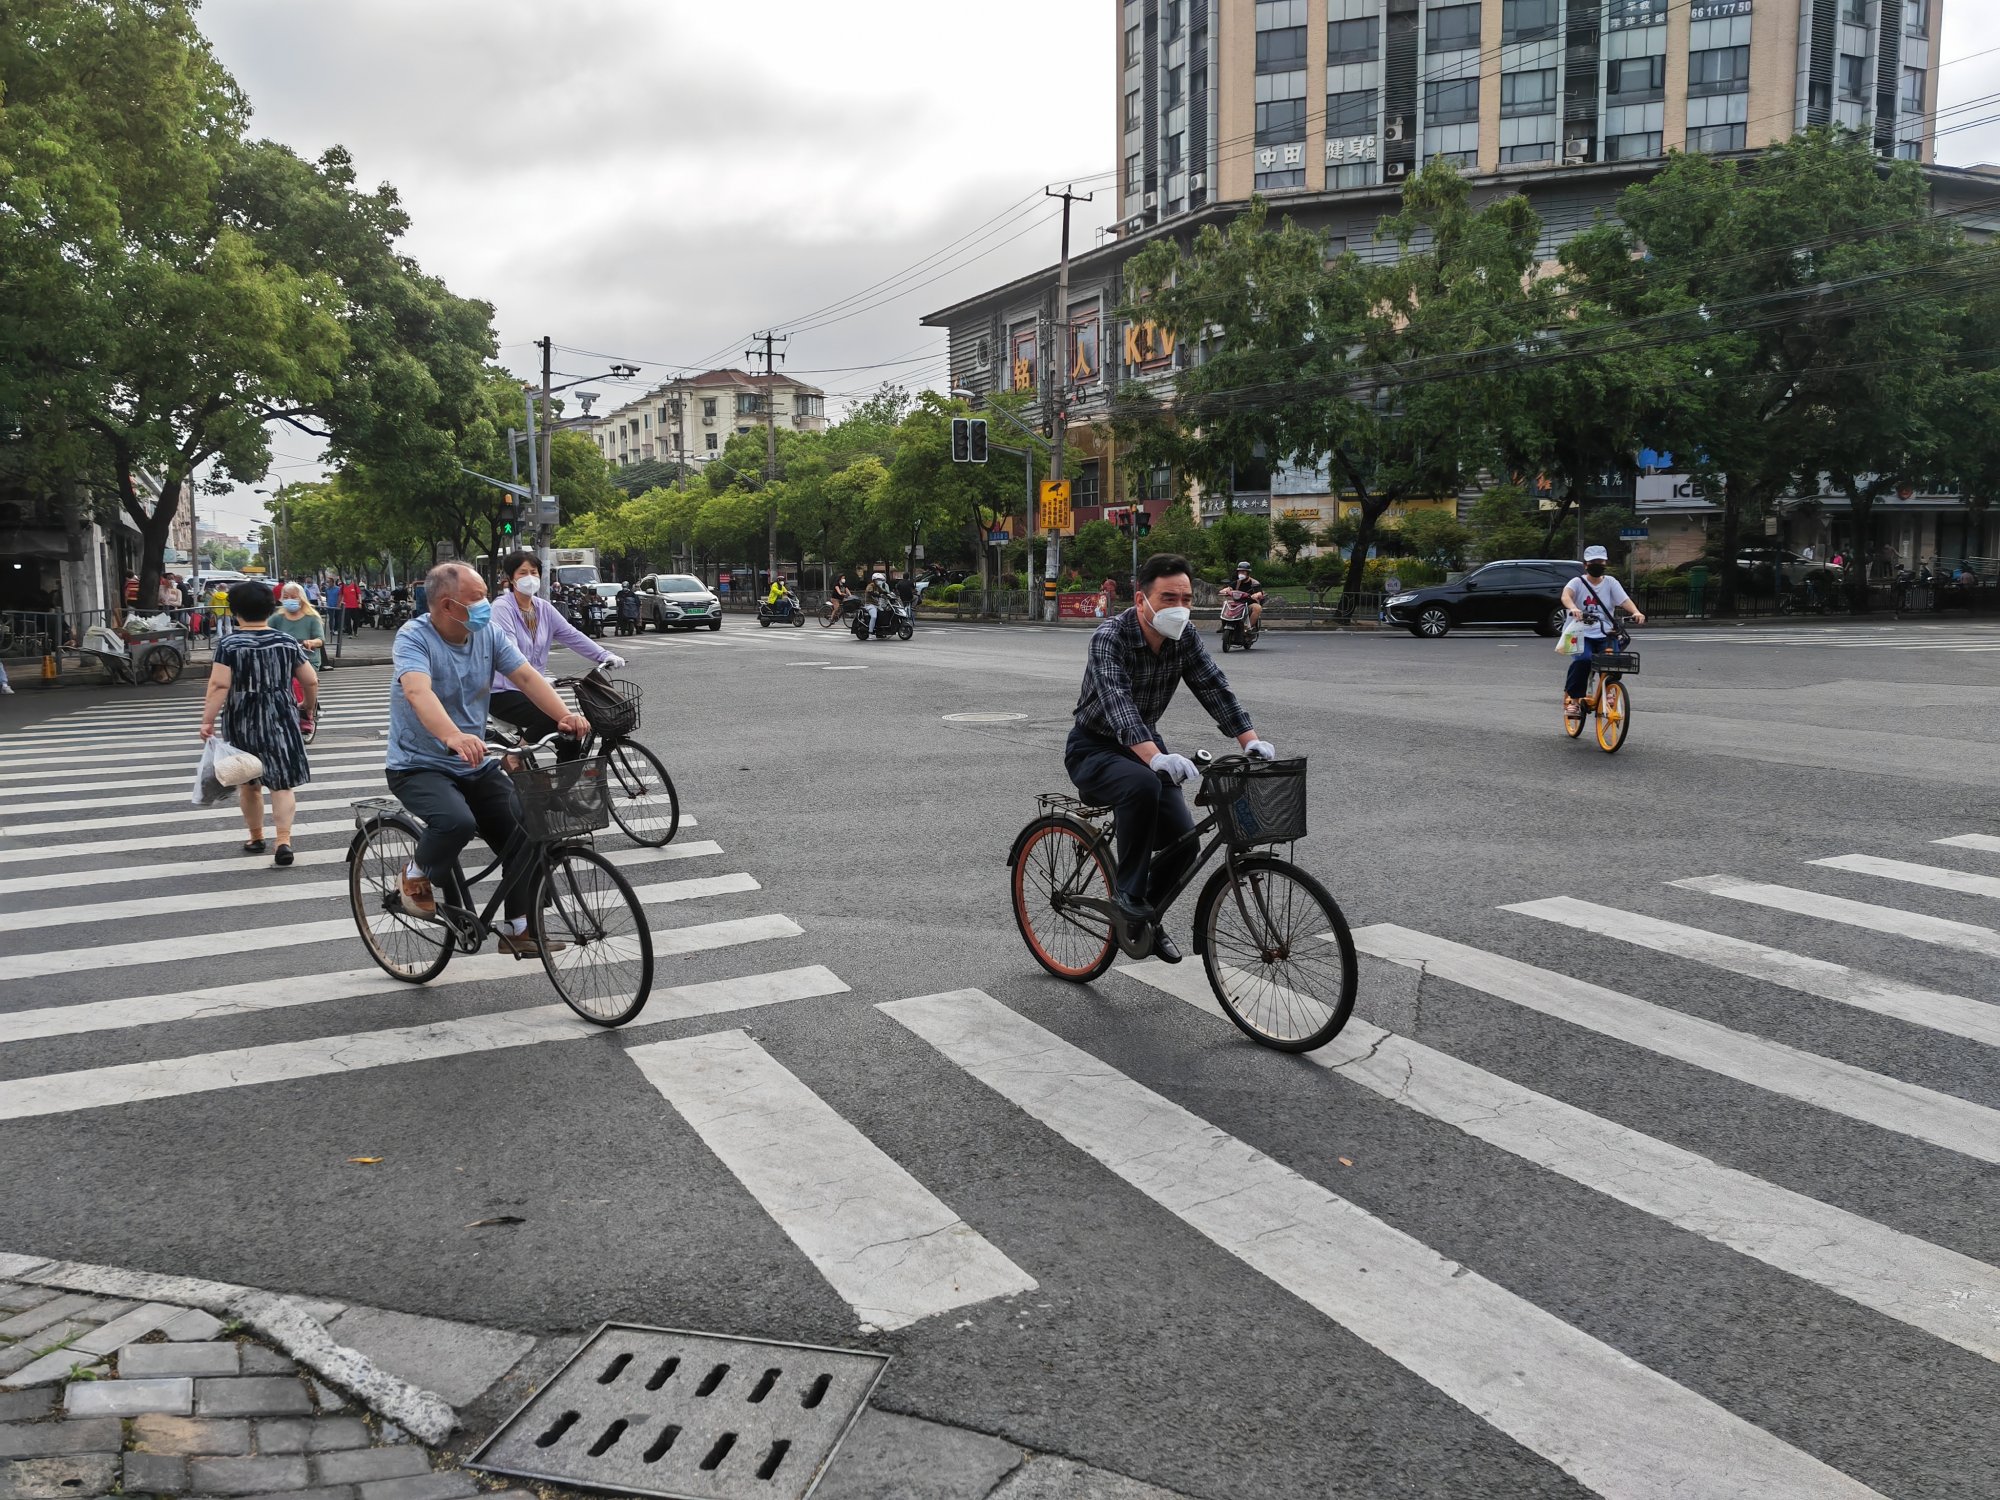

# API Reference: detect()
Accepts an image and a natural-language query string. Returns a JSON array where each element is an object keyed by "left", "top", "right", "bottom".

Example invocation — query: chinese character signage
[
  {"left": 1039, "top": 480, "right": 1073, "bottom": 535},
  {"left": 1011, "top": 327, "right": 1037, "bottom": 393},
  {"left": 1282, "top": 142, "right": 1304, "bottom": 167},
  {"left": 1608, "top": 0, "right": 1670, "bottom": 29},
  {"left": 1069, "top": 308, "right": 1099, "bottom": 386},
  {"left": 1325, "top": 135, "right": 1378, "bottom": 165},
  {"left": 1256, "top": 147, "right": 1278, "bottom": 170}
]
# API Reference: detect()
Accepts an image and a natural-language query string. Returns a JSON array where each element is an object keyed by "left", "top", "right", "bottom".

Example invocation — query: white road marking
[
  {"left": 1674, "top": 874, "right": 2000, "bottom": 959},
  {"left": 1351, "top": 925, "right": 2000, "bottom": 1165},
  {"left": 0, "top": 888, "right": 762, "bottom": 985},
  {"left": 1122, "top": 957, "right": 2000, "bottom": 1365},
  {"left": 1506, "top": 898, "right": 2000, "bottom": 1048},
  {"left": 0, "top": 814, "right": 693, "bottom": 866},
  {"left": 627, "top": 1028, "right": 1036, "bottom": 1330},
  {"left": 1937, "top": 834, "right": 2000, "bottom": 855},
  {"left": 0, "top": 773, "right": 392, "bottom": 819},
  {"left": 0, "top": 959, "right": 840, "bottom": 1121},
  {"left": 0, "top": 749, "right": 388, "bottom": 794},
  {"left": 881, "top": 988, "right": 1885, "bottom": 1500},
  {"left": 1814, "top": 853, "right": 2000, "bottom": 901}
]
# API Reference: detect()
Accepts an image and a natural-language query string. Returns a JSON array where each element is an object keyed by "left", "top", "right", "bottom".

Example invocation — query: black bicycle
[
  {"left": 554, "top": 671, "right": 680, "bottom": 848},
  {"left": 347, "top": 734, "right": 655, "bottom": 1026},
  {"left": 1008, "top": 753, "right": 1357, "bottom": 1052}
]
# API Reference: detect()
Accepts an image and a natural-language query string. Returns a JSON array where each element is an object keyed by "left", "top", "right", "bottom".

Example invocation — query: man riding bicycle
[
  {"left": 1069, "top": 552, "right": 1275, "bottom": 964},
  {"left": 1224, "top": 561, "right": 1266, "bottom": 634},
  {"left": 1562, "top": 545, "right": 1645, "bottom": 719},
  {"left": 388, "top": 562, "right": 590, "bottom": 956}
]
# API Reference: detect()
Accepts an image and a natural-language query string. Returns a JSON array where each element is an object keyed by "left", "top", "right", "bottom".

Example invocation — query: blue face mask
[{"left": 463, "top": 598, "right": 493, "bottom": 630}]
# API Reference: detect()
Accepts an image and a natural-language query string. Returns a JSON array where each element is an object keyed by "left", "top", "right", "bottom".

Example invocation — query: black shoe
[{"left": 1151, "top": 925, "right": 1183, "bottom": 964}]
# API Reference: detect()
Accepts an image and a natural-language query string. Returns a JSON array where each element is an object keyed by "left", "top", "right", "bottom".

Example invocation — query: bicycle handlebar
[{"left": 484, "top": 731, "right": 571, "bottom": 759}]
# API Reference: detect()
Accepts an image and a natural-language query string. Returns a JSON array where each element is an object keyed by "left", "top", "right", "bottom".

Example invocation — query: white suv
[{"left": 636, "top": 574, "right": 723, "bottom": 631}]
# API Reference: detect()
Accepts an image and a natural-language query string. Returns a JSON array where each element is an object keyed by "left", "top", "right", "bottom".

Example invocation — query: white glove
[
  {"left": 1151, "top": 752, "right": 1201, "bottom": 787},
  {"left": 602, "top": 654, "right": 626, "bottom": 669},
  {"left": 1244, "top": 739, "right": 1276, "bottom": 761}
]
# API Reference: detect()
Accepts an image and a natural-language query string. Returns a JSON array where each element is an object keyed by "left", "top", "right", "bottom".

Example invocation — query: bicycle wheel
[
  {"left": 535, "top": 845, "right": 653, "bottom": 1026},
  {"left": 348, "top": 818, "right": 452, "bottom": 983},
  {"left": 1595, "top": 679, "right": 1630, "bottom": 754},
  {"left": 603, "top": 740, "right": 680, "bottom": 846},
  {"left": 1562, "top": 693, "right": 1585, "bottom": 738},
  {"left": 1197, "top": 854, "right": 1356, "bottom": 1052},
  {"left": 1011, "top": 816, "right": 1118, "bottom": 982}
]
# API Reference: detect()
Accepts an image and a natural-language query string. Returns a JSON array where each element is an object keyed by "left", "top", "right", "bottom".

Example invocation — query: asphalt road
[{"left": 3, "top": 613, "right": 1997, "bottom": 1498}]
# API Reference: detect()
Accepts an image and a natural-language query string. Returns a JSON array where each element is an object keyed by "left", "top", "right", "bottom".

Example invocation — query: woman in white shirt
[{"left": 1562, "top": 545, "right": 1644, "bottom": 719}]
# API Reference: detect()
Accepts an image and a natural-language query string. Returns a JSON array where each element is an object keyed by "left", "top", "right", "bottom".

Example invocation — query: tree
[
  {"left": 1466, "top": 483, "right": 1547, "bottom": 563},
  {"left": 1145, "top": 497, "right": 1213, "bottom": 571},
  {"left": 1393, "top": 507, "right": 1473, "bottom": 570},
  {"left": 874, "top": 394, "right": 1016, "bottom": 587},
  {"left": 1065, "top": 519, "right": 1127, "bottom": 586},
  {"left": 1207, "top": 513, "right": 1270, "bottom": 576},
  {"left": 1271, "top": 513, "right": 1313, "bottom": 567}
]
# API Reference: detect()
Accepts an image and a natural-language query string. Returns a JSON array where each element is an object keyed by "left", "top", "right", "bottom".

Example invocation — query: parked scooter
[{"left": 1218, "top": 587, "right": 1261, "bottom": 652}]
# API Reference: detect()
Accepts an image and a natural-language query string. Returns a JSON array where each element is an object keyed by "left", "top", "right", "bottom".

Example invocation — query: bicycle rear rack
[{"left": 1038, "top": 792, "right": 1114, "bottom": 832}]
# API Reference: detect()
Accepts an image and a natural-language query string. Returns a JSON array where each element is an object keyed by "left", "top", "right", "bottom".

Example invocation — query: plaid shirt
[{"left": 1073, "top": 608, "right": 1252, "bottom": 749}]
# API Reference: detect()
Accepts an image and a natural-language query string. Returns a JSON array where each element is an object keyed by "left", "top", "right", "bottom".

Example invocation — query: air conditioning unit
[
  {"left": 1189, "top": 173, "right": 1205, "bottom": 189},
  {"left": 1565, "top": 139, "right": 1591, "bottom": 159},
  {"left": 1144, "top": 191, "right": 1158, "bottom": 208},
  {"left": 1385, "top": 161, "right": 1408, "bottom": 179}
]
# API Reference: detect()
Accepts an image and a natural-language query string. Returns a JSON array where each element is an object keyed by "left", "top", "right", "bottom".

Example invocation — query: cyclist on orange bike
[{"left": 1562, "top": 545, "right": 1644, "bottom": 721}]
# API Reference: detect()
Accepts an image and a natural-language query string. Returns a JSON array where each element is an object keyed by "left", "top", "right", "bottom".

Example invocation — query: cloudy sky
[{"left": 193, "top": 0, "right": 2000, "bottom": 539}]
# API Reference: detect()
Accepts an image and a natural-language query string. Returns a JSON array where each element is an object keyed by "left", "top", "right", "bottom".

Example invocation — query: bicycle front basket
[
  {"left": 572, "top": 676, "right": 641, "bottom": 738},
  {"left": 1598, "top": 651, "right": 1641, "bottom": 675},
  {"left": 512, "top": 757, "right": 612, "bottom": 841},
  {"left": 1203, "top": 757, "right": 1308, "bottom": 845}
]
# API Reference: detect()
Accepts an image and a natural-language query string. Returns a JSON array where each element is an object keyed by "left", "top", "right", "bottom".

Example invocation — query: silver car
[{"left": 636, "top": 573, "right": 723, "bottom": 632}]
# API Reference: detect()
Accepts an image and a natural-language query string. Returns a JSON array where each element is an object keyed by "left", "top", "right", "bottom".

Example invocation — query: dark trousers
[
  {"left": 1065, "top": 729, "right": 1195, "bottom": 913},
  {"left": 387, "top": 764, "right": 532, "bottom": 920},
  {"left": 1564, "top": 634, "right": 1615, "bottom": 699},
  {"left": 490, "top": 690, "right": 584, "bottom": 761}
]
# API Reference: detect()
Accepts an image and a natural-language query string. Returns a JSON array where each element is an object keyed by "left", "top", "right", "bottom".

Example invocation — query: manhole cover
[
  {"left": 469, "top": 1324, "right": 886, "bottom": 1500},
  {"left": 941, "top": 712, "right": 1027, "bottom": 724}
]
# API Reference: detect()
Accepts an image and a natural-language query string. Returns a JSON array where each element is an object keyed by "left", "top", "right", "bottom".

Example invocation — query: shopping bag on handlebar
[{"left": 1555, "top": 618, "right": 1586, "bottom": 655}]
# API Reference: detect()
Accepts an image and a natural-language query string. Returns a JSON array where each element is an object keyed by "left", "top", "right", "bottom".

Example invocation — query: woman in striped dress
[{"left": 199, "top": 580, "right": 319, "bottom": 866}]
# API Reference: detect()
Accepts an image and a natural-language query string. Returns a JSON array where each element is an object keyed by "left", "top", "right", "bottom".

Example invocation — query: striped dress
[{"left": 215, "top": 628, "right": 311, "bottom": 791}]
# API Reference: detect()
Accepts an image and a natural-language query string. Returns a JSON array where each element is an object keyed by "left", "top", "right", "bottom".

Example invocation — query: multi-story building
[
  {"left": 592, "top": 370, "right": 829, "bottom": 472},
  {"left": 921, "top": 0, "right": 1987, "bottom": 561},
  {"left": 1117, "top": 0, "right": 1945, "bottom": 236}
]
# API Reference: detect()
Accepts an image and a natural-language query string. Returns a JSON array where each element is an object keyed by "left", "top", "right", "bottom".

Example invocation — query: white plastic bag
[
  {"left": 191, "top": 737, "right": 229, "bottom": 806},
  {"left": 1555, "top": 618, "right": 1586, "bottom": 656}
]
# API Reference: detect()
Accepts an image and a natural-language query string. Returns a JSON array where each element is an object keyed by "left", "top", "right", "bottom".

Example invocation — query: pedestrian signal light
[
  {"left": 498, "top": 497, "right": 519, "bottom": 537},
  {"left": 968, "top": 419, "right": 988, "bottom": 464},
  {"left": 951, "top": 417, "right": 971, "bottom": 463}
]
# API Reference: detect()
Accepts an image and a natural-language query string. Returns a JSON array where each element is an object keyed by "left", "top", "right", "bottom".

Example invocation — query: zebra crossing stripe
[
  {"left": 0, "top": 959, "right": 841, "bottom": 1122},
  {"left": 1674, "top": 874, "right": 2000, "bottom": 959},
  {"left": 0, "top": 838, "right": 722, "bottom": 903},
  {"left": 881, "top": 988, "right": 1885, "bottom": 1500},
  {"left": 1936, "top": 834, "right": 2000, "bottom": 855},
  {"left": 627, "top": 1029, "right": 1037, "bottom": 1331},
  {"left": 1, "top": 773, "right": 391, "bottom": 820},
  {"left": 1505, "top": 898, "right": 2000, "bottom": 1048},
  {"left": 1350, "top": 925, "right": 2000, "bottom": 1166},
  {"left": 0, "top": 746, "right": 388, "bottom": 782},
  {"left": 0, "top": 750, "right": 388, "bottom": 796},
  {"left": 1810, "top": 853, "right": 2000, "bottom": 902},
  {"left": 1119, "top": 958, "right": 2000, "bottom": 1364}
]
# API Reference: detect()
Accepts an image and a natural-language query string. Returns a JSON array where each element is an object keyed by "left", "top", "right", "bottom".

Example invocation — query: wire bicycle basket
[
  {"left": 570, "top": 676, "right": 641, "bottom": 739},
  {"left": 1201, "top": 758, "right": 1308, "bottom": 846},
  {"left": 512, "top": 757, "right": 613, "bottom": 842}
]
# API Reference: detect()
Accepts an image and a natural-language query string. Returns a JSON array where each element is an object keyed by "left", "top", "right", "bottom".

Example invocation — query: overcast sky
[{"left": 192, "top": 0, "right": 2000, "bottom": 541}]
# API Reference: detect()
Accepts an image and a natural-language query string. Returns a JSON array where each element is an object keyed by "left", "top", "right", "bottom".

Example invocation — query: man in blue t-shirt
[{"left": 387, "top": 561, "right": 590, "bottom": 956}]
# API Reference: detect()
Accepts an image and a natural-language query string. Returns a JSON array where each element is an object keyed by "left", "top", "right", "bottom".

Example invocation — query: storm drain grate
[{"left": 469, "top": 1323, "right": 886, "bottom": 1500}]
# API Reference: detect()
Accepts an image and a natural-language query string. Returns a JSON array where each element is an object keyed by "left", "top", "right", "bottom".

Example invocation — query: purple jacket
[{"left": 490, "top": 588, "right": 613, "bottom": 692}]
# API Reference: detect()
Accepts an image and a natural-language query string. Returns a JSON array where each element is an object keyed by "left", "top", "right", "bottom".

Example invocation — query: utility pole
[
  {"left": 1044, "top": 185, "right": 1092, "bottom": 621},
  {"left": 747, "top": 331, "right": 788, "bottom": 587},
  {"left": 536, "top": 336, "right": 555, "bottom": 559}
]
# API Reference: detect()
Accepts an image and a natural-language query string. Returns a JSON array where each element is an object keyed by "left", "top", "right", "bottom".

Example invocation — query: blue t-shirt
[{"left": 388, "top": 616, "right": 527, "bottom": 776}]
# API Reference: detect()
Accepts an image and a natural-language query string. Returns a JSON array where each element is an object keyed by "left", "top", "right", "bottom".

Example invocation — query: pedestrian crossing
[{"left": 5, "top": 687, "right": 1998, "bottom": 1492}]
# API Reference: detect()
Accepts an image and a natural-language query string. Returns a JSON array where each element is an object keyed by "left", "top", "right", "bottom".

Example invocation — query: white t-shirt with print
[{"left": 1569, "top": 573, "right": 1629, "bottom": 638}]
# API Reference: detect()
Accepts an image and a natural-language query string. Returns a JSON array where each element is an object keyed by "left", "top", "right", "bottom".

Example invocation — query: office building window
[
  {"left": 1841, "top": 0, "right": 1868, "bottom": 23},
  {"left": 1256, "top": 98, "right": 1308, "bottom": 144},
  {"left": 1327, "top": 88, "right": 1377, "bottom": 134},
  {"left": 1609, "top": 0, "right": 1666, "bottom": 22},
  {"left": 1608, "top": 56, "right": 1665, "bottom": 101},
  {"left": 1431, "top": 149, "right": 1478, "bottom": 168},
  {"left": 1501, "top": 141, "right": 1554, "bottom": 163},
  {"left": 736, "top": 394, "right": 763, "bottom": 416},
  {"left": 1125, "top": 23, "right": 1141, "bottom": 66},
  {"left": 1501, "top": 0, "right": 1558, "bottom": 43},
  {"left": 701, "top": 398, "right": 717, "bottom": 418},
  {"left": 1838, "top": 53, "right": 1868, "bottom": 102},
  {"left": 1428, "top": 4, "right": 1481, "bottom": 51},
  {"left": 1125, "top": 151, "right": 1142, "bottom": 194},
  {"left": 1165, "top": 132, "right": 1185, "bottom": 172},
  {"left": 1905, "top": 0, "right": 1929, "bottom": 36},
  {"left": 1687, "top": 46, "right": 1749, "bottom": 96},
  {"left": 1257, "top": 26, "right": 1308, "bottom": 72},
  {"left": 1604, "top": 131, "right": 1663, "bottom": 160},
  {"left": 1125, "top": 89, "right": 1142, "bottom": 130},
  {"left": 1902, "top": 67, "right": 1925, "bottom": 111},
  {"left": 1425, "top": 78, "right": 1480, "bottom": 125},
  {"left": 705, "top": 433, "right": 718, "bottom": 451},
  {"left": 1686, "top": 122, "right": 1746, "bottom": 152},
  {"left": 1166, "top": 65, "right": 1184, "bottom": 107},
  {"left": 1328, "top": 17, "right": 1378, "bottom": 64},
  {"left": 1255, "top": 140, "right": 1308, "bottom": 189},
  {"left": 1501, "top": 69, "right": 1556, "bottom": 117},
  {"left": 1897, "top": 139, "right": 1921, "bottom": 160},
  {"left": 1165, "top": 0, "right": 1183, "bottom": 40},
  {"left": 795, "top": 394, "right": 824, "bottom": 419},
  {"left": 1073, "top": 461, "right": 1101, "bottom": 509}
]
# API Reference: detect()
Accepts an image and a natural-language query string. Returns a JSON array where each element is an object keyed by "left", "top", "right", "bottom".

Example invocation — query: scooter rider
[
  {"left": 1226, "top": 561, "right": 1266, "bottom": 634},
  {"left": 863, "top": 572, "right": 889, "bottom": 636}
]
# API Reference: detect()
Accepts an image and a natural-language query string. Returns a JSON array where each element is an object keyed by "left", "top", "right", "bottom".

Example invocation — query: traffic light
[
  {"left": 1135, "top": 508, "right": 1151, "bottom": 538},
  {"left": 968, "top": 418, "right": 988, "bottom": 464},
  {"left": 951, "top": 418, "right": 971, "bottom": 463},
  {"left": 498, "top": 496, "right": 519, "bottom": 538}
]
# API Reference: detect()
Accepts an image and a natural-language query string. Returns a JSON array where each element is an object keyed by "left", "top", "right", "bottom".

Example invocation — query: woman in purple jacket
[{"left": 488, "top": 551, "right": 625, "bottom": 752}]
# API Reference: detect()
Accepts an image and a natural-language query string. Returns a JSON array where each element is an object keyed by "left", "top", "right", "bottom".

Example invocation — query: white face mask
[
  {"left": 515, "top": 576, "right": 540, "bottom": 598},
  {"left": 1145, "top": 594, "right": 1192, "bottom": 641}
]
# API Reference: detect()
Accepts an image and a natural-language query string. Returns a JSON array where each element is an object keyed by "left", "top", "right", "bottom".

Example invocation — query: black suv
[{"left": 1383, "top": 559, "right": 1584, "bottom": 639}]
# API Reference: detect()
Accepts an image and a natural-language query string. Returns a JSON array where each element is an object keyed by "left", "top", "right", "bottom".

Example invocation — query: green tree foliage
[
  {"left": 1145, "top": 497, "right": 1213, "bottom": 571},
  {"left": 1466, "top": 483, "right": 1547, "bottom": 563},
  {"left": 1206, "top": 513, "right": 1270, "bottom": 575},
  {"left": 1271, "top": 513, "right": 1313, "bottom": 567},
  {"left": 1064, "top": 519, "right": 1128, "bottom": 586},
  {"left": 1391, "top": 508, "right": 1473, "bottom": 569}
]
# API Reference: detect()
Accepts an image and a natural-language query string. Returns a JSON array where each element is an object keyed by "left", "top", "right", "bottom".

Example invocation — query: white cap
[{"left": 1583, "top": 545, "right": 1609, "bottom": 562}]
